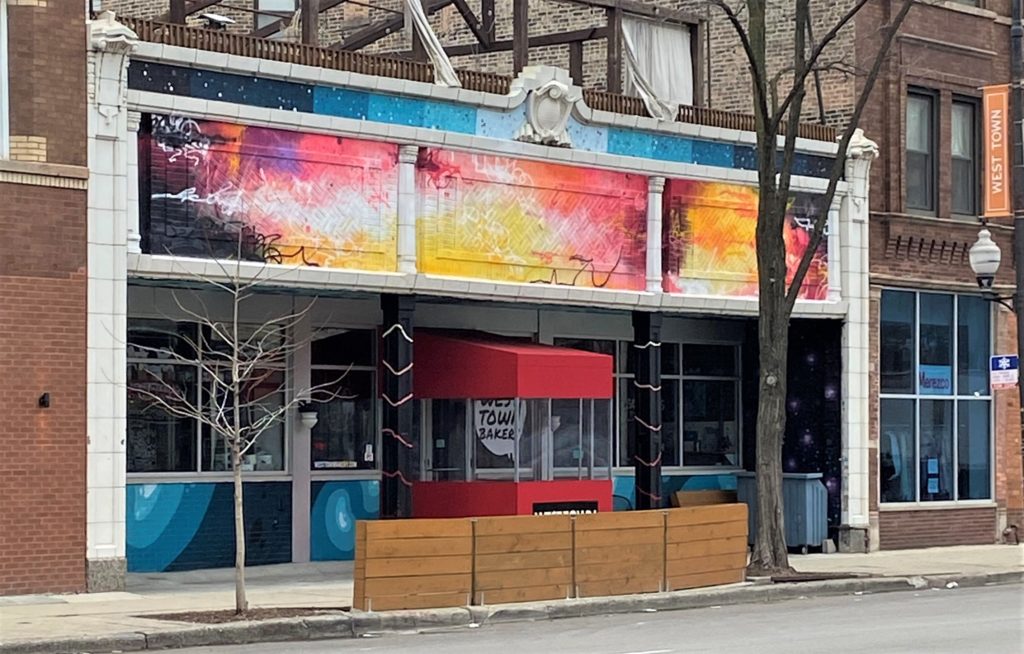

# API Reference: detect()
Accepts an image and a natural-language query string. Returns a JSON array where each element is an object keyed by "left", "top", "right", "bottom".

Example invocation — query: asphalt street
[{"left": 177, "top": 584, "right": 1023, "bottom": 654}]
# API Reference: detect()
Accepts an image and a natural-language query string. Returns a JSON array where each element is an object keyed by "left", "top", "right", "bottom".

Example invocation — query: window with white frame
[
  {"left": 127, "top": 319, "right": 287, "bottom": 474},
  {"left": 309, "top": 329, "right": 378, "bottom": 471},
  {"left": 554, "top": 338, "right": 741, "bottom": 469},
  {"left": 879, "top": 290, "right": 992, "bottom": 503},
  {"left": 1, "top": 0, "right": 9, "bottom": 159}
]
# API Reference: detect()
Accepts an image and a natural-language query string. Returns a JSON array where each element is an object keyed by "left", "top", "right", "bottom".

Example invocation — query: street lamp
[{"left": 970, "top": 228, "right": 1015, "bottom": 311}]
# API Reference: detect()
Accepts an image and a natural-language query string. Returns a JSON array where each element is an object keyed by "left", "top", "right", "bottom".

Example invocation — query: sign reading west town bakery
[
  {"left": 473, "top": 399, "right": 524, "bottom": 457},
  {"left": 983, "top": 85, "right": 1012, "bottom": 217}
]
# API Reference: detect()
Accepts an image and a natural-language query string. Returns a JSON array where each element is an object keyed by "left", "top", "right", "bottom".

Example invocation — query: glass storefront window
[
  {"left": 127, "top": 362, "right": 197, "bottom": 473},
  {"left": 201, "top": 368, "right": 286, "bottom": 472},
  {"left": 310, "top": 370, "right": 375, "bottom": 470},
  {"left": 880, "top": 398, "right": 915, "bottom": 503},
  {"left": 682, "top": 379, "right": 738, "bottom": 466},
  {"left": 880, "top": 291, "right": 915, "bottom": 393},
  {"left": 879, "top": 291, "right": 992, "bottom": 503}
]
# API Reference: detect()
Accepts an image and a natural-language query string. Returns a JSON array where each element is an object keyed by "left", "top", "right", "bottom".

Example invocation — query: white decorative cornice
[
  {"left": 511, "top": 66, "right": 583, "bottom": 148},
  {"left": 846, "top": 128, "right": 879, "bottom": 161},
  {"left": 90, "top": 11, "right": 139, "bottom": 54}
]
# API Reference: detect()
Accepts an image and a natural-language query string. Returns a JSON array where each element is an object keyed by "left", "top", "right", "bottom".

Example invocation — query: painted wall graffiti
[
  {"left": 126, "top": 481, "right": 291, "bottom": 572},
  {"left": 310, "top": 480, "right": 380, "bottom": 561},
  {"left": 143, "top": 115, "right": 399, "bottom": 271},
  {"left": 416, "top": 149, "right": 648, "bottom": 290},
  {"left": 662, "top": 180, "right": 829, "bottom": 299}
]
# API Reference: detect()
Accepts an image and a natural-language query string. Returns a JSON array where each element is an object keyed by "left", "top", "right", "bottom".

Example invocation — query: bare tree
[
  {"left": 128, "top": 231, "right": 346, "bottom": 613},
  {"left": 707, "top": 0, "right": 916, "bottom": 573}
]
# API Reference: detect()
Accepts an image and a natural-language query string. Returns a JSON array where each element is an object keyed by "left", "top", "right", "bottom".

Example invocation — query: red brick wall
[
  {"left": 878, "top": 507, "right": 997, "bottom": 549},
  {"left": 0, "top": 2, "right": 89, "bottom": 595},
  {"left": 995, "top": 310, "right": 1024, "bottom": 532}
]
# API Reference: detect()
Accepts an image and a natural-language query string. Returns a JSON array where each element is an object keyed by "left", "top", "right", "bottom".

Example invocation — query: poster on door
[{"left": 473, "top": 399, "right": 525, "bottom": 458}]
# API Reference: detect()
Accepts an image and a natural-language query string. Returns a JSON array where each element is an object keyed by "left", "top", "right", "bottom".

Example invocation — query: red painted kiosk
[{"left": 412, "top": 332, "right": 614, "bottom": 518}]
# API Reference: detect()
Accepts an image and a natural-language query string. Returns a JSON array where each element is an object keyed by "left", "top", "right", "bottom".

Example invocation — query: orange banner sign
[{"left": 983, "top": 84, "right": 1011, "bottom": 217}]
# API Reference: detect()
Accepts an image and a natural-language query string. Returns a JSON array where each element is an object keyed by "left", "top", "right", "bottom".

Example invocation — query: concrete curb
[{"left": 2, "top": 572, "right": 1020, "bottom": 653}]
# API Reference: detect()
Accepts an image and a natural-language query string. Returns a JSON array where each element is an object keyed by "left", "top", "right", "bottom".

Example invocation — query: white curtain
[
  {"left": 404, "top": 0, "right": 461, "bottom": 88},
  {"left": 622, "top": 16, "right": 693, "bottom": 118}
]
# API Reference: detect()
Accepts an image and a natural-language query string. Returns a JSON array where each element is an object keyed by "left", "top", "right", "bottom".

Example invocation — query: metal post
[
  {"left": 632, "top": 311, "right": 663, "bottom": 510},
  {"left": 381, "top": 295, "right": 416, "bottom": 519},
  {"left": 1012, "top": 0, "right": 1024, "bottom": 469},
  {"left": 169, "top": 0, "right": 187, "bottom": 24}
]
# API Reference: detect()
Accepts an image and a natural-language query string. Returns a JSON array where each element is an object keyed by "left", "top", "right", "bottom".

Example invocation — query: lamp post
[{"left": 969, "top": 226, "right": 1024, "bottom": 492}]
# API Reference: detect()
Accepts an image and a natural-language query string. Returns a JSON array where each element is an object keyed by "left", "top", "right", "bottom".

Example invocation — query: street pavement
[{"left": 175, "top": 584, "right": 1024, "bottom": 654}]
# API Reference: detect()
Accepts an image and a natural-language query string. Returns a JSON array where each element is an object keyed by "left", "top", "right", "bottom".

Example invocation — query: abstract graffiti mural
[
  {"left": 416, "top": 149, "right": 648, "bottom": 290},
  {"left": 662, "top": 180, "right": 829, "bottom": 299},
  {"left": 310, "top": 480, "right": 380, "bottom": 561},
  {"left": 142, "top": 115, "right": 399, "bottom": 271},
  {"left": 126, "top": 481, "right": 291, "bottom": 572}
]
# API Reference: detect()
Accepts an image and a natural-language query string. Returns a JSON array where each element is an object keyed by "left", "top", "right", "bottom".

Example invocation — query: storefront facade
[{"left": 85, "top": 15, "right": 875, "bottom": 582}]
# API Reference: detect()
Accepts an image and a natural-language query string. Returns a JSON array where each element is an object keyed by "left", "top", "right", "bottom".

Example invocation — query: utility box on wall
[{"left": 736, "top": 472, "right": 829, "bottom": 552}]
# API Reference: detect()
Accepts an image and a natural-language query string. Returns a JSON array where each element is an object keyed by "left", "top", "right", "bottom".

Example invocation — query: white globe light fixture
[
  {"left": 298, "top": 403, "right": 319, "bottom": 430},
  {"left": 969, "top": 228, "right": 1002, "bottom": 291}
]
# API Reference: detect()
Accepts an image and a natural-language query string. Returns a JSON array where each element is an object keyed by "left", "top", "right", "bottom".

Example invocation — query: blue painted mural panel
[
  {"left": 127, "top": 61, "right": 834, "bottom": 178},
  {"left": 310, "top": 480, "right": 380, "bottom": 561},
  {"left": 127, "top": 481, "right": 291, "bottom": 572}
]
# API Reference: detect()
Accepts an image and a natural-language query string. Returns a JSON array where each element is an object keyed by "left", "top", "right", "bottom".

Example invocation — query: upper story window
[
  {"left": 622, "top": 17, "right": 694, "bottom": 108},
  {"left": 906, "top": 91, "right": 936, "bottom": 212},
  {"left": 1, "top": 0, "right": 9, "bottom": 159},
  {"left": 951, "top": 99, "right": 979, "bottom": 217}
]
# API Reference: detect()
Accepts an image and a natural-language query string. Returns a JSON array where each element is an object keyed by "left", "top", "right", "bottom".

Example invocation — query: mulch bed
[{"left": 140, "top": 607, "right": 350, "bottom": 624}]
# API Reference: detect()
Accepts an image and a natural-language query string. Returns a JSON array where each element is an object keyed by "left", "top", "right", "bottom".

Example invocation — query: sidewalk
[{"left": 1, "top": 545, "right": 1020, "bottom": 653}]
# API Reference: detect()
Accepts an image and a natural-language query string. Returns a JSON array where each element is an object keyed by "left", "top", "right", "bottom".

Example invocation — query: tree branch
[{"left": 785, "top": 0, "right": 915, "bottom": 311}]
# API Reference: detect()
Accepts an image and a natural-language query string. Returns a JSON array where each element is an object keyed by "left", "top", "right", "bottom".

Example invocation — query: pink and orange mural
[
  {"left": 144, "top": 116, "right": 398, "bottom": 271},
  {"left": 662, "top": 180, "right": 829, "bottom": 300},
  {"left": 416, "top": 149, "right": 648, "bottom": 290}
]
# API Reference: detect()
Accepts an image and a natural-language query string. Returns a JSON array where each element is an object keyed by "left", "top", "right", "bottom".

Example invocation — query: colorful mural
[
  {"left": 143, "top": 115, "right": 398, "bottom": 271},
  {"left": 662, "top": 180, "right": 830, "bottom": 299},
  {"left": 126, "top": 481, "right": 291, "bottom": 572},
  {"left": 310, "top": 480, "right": 380, "bottom": 561},
  {"left": 416, "top": 149, "right": 649, "bottom": 289}
]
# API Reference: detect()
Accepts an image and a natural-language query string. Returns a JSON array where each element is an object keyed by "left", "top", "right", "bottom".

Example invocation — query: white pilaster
[
  {"left": 397, "top": 145, "right": 419, "bottom": 274},
  {"left": 86, "top": 11, "right": 137, "bottom": 590},
  {"left": 838, "top": 129, "right": 877, "bottom": 551},
  {"left": 126, "top": 110, "right": 142, "bottom": 254},
  {"left": 645, "top": 176, "right": 666, "bottom": 293},
  {"left": 290, "top": 304, "right": 313, "bottom": 563}
]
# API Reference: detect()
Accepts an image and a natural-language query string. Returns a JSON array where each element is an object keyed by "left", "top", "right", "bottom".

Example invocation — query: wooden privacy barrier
[{"left": 353, "top": 504, "right": 747, "bottom": 611}]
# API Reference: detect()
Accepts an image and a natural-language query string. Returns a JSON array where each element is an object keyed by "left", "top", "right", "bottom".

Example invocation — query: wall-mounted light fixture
[
  {"left": 298, "top": 402, "right": 319, "bottom": 430},
  {"left": 38, "top": 393, "right": 50, "bottom": 409}
]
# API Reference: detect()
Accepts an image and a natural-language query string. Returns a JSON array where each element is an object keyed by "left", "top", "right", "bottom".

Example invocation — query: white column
[
  {"left": 126, "top": 110, "right": 142, "bottom": 254},
  {"left": 86, "top": 12, "right": 137, "bottom": 591},
  {"left": 397, "top": 145, "right": 419, "bottom": 274},
  {"left": 645, "top": 176, "right": 666, "bottom": 293},
  {"left": 838, "top": 129, "right": 877, "bottom": 552},
  {"left": 290, "top": 303, "right": 313, "bottom": 563}
]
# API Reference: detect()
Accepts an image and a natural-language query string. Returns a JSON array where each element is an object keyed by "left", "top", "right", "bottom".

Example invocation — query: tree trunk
[
  {"left": 231, "top": 442, "right": 248, "bottom": 614},
  {"left": 750, "top": 182, "right": 792, "bottom": 575}
]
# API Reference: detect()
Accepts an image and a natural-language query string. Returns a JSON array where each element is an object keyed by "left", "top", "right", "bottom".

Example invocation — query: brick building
[{"left": 0, "top": 1, "right": 89, "bottom": 594}]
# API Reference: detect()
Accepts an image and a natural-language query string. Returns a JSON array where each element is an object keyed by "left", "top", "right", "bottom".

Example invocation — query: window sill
[
  {"left": 0, "top": 158, "right": 89, "bottom": 190},
  {"left": 127, "top": 472, "right": 292, "bottom": 483},
  {"left": 879, "top": 500, "right": 995, "bottom": 511}
]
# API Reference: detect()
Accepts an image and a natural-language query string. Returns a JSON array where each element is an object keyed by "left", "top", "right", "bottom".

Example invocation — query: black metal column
[
  {"left": 632, "top": 311, "right": 663, "bottom": 510},
  {"left": 380, "top": 295, "right": 416, "bottom": 519}
]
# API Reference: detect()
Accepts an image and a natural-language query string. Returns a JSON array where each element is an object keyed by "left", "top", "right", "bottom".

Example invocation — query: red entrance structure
[{"left": 412, "top": 332, "right": 614, "bottom": 518}]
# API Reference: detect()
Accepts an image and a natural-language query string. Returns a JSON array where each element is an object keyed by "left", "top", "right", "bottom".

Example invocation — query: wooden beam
[
  {"left": 555, "top": 0, "right": 700, "bottom": 25},
  {"left": 336, "top": 0, "right": 453, "bottom": 50},
  {"left": 169, "top": 0, "right": 187, "bottom": 23},
  {"left": 605, "top": 6, "right": 622, "bottom": 93},
  {"left": 512, "top": 0, "right": 528, "bottom": 73},
  {"left": 443, "top": 27, "right": 606, "bottom": 57},
  {"left": 569, "top": 41, "right": 584, "bottom": 85},
  {"left": 691, "top": 22, "right": 704, "bottom": 107},
  {"left": 302, "top": 0, "right": 320, "bottom": 45},
  {"left": 481, "top": 0, "right": 495, "bottom": 44},
  {"left": 253, "top": 0, "right": 344, "bottom": 38},
  {"left": 452, "top": 0, "right": 491, "bottom": 47}
]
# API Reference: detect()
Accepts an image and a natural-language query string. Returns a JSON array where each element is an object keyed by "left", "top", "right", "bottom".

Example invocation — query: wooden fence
[{"left": 353, "top": 504, "right": 748, "bottom": 611}]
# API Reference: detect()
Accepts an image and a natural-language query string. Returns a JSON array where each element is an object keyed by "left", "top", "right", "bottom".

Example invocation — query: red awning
[{"left": 414, "top": 332, "right": 613, "bottom": 400}]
